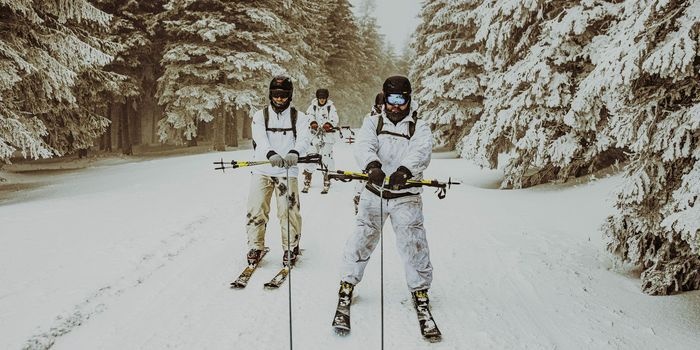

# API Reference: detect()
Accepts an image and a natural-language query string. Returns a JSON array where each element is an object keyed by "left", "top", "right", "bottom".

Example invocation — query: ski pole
[
  {"left": 213, "top": 153, "right": 322, "bottom": 172},
  {"left": 331, "top": 126, "right": 355, "bottom": 139},
  {"left": 324, "top": 170, "right": 461, "bottom": 198}
]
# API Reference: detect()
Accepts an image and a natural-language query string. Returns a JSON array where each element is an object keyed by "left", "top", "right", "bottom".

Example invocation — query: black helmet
[
  {"left": 315, "top": 88, "right": 329, "bottom": 99},
  {"left": 269, "top": 75, "right": 293, "bottom": 112},
  {"left": 269, "top": 75, "right": 293, "bottom": 93},
  {"left": 382, "top": 75, "right": 411, "bottom": 95}
]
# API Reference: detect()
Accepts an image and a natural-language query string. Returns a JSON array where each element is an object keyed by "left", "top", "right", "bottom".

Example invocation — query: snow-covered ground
[{"left": 1, "top": 141, "right": 699, "bottom": 350}]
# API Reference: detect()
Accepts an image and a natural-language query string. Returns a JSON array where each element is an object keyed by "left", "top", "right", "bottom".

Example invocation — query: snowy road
[{"left": 1, "top": 142, "right": 699, "bottom": 349}]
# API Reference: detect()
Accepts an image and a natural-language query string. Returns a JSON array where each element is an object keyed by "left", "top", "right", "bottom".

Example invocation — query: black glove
[
  {"left": 267, "top": 151, "right": 285, "bottom": 168},
  {"left": 366, "top": 161, "right": 385, "bottom": 187},
  {"left": 388, "top": 166, "right": 412, "bottom": 190}
]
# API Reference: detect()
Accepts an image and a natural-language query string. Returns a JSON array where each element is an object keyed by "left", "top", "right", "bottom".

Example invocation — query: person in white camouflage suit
[
  {"left": 302, "top": 88, "right": 340, "bottom": 194},
  {"left": 335, "top": 76, "right": 435, "bottom": 310},
  {"left": 245, "top": 76, "right": 310, "bottom": 267}
]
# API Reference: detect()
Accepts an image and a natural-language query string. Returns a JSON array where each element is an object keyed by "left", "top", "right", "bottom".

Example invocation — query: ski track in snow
[{"left": 22, "top": 215, "right": 212, "bottom": 350}]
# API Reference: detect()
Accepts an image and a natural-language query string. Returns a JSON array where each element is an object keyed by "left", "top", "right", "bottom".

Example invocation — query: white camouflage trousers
[
  {"left": 246, "top": 174, "right": 301, "bottom": 251},
  {"left": 340, "top": 188, "right": 433, "bottom": 291}
]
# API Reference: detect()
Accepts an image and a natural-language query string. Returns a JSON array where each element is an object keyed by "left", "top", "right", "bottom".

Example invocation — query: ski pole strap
[{"left": 213, "top": 153, "right": 323, "bottom": 172}]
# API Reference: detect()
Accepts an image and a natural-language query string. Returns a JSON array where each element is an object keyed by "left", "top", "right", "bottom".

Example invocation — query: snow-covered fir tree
[
  {"left": 411, "top": 0, "right": 485, "bottom": 151},
  {"left": 156, "top": 0, "right": 296, "bottom": 143},
  {"left": 92, "top": 0, "right": 168, "bottom": 153},
  {"left": 353, "top": 0, "right": 390, "bottom": 122},
  {"left": 591, "top": 0, "right": 700, "bottom": 295},
  {"left": 0, "top": 0, "right": 118, "bottom": 163},
  {"left": 460, "top": 0, "right": 628, "bottom": 188},
  {"left": 288, "top": 0, "right": 334, "bottom": 100},
  {"left": 323, "top": 0, "right": 366, "bottom": 120}
]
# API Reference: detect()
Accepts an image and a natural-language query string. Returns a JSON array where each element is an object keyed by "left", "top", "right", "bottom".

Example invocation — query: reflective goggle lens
[{"left": 386, "top": 93, "right": 407, "bottom": 105}]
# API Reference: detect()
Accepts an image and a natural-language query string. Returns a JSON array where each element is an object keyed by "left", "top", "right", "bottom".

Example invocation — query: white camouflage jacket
[
  {"left": 354, "top": 106, "right": 433, "bottom": 195},
  {"left": 305, "top": 99, "right": 340, "bottom": 145},
  {"left": 250, "top": 105, "right": 310, "bottom": 178}
]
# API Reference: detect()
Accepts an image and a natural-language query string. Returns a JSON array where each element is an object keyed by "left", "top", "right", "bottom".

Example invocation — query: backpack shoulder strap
[
  {"left": 290, "top": 107, "right": 298, "bottom": 140},
  {"left": 313, "top": 105, "right": 317, "bottom": 112},
  {"left": 375, "top": 113, "right": 384, "bottom": 135},
  {"left": 327, "top": 105, "right": 331, "bottom": 114},
  {"left": 408, "top": 111, "right": 417, "bottom": 138},
  {"left": 263, "top": 107, "right": 269, "bottom": 130}
]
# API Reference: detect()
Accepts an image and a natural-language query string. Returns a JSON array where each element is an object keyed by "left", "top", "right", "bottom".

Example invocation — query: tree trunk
[
  {"left": 121, "top": 99, "right": 133, "bottom": 155},
  {"left": 227, "top": 109, "right": 239, "bottom": 147},
  {"left": 242, "top": 109, "right": 252, "bottom": 139},
  {"left": 213, "top": 107, "right": 226, "bottom": 151},
  {"left": 102, "top": 105, "right": 112, "bottom": 151}
]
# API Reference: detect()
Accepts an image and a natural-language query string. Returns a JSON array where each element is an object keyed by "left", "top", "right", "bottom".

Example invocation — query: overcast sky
[{"left": 348, "top": 0, "right": 423, "bottom": 52}]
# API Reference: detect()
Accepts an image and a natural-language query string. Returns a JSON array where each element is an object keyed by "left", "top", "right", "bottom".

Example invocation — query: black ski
[
  {"left": 230, "top": 247, "right": 269, "bottom": 289},
  {"left": 331, "top": 282, "right": 354, "bottom": 336},
  {"left": 413, "top": 292, "right": 442, "bottom": 342},
  {"left": 263, "top": 266, "right": 290, "bottom": 289}
]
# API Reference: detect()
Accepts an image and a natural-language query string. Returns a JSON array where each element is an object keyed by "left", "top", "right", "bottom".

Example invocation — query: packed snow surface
[{"left": 1, "top": 141, "right": 699, "bottom": 349}]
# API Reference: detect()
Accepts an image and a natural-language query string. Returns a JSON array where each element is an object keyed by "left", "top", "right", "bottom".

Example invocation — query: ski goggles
[
  {"left": 386, "top": 93, "right": 408, "bottom": 106},
  {"left": 270, "top": 90, "right": 291, "bottom": 98}
]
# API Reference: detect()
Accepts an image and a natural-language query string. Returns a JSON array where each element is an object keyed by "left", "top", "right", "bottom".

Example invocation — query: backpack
[
  {"left": 263, "top": 107, "right": 297, "bottom": 139},
  {"left": 376, "top": 111, "right": 418, "bottom": 140},
  {"left": 253, "top": 107, "right": 297, "bottom": 150},
  {"left": 313, "top": 104, "right": 332, "bottom": 115}
]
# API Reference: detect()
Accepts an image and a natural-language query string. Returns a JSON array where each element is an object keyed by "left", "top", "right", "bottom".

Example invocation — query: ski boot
[
  {"left": 320, "top": 173, "right": 331, "bottom": 194},
  {"left": 283, "top": 249, "right": 297, "bottom": 267},
  {"left": 246, "top": 249, "right": 264, "bottom": 265},
  {"left": 332, "top": 281, "right": 354, "bottom": 335},
  {"left": 301, "top": 170, "right": 312, "bottom": 193}
]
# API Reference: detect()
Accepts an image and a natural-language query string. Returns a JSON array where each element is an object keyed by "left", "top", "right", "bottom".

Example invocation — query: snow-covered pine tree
[
  {"left": 461, "top": 0, "right": 628, "bottom": 189},
  {"left": 590, "top": 0, "right": 700, "bottom": 295},
  {"left": 354, "top": 0, "right": 387, "bottom": 123},
  {"left": 411, "top": 0, "right": 485, "bottom": 151},
  {"left": 324, "top": 0, "right": 365, "bottom": 119},
  {"left": 0, "top": 0, "right": 117, "bottom": 162},
  {"left": 287, "top": 0, "right": 334, "bottom": 101},
  {"left": 94, "top": 0, "right": 167, "bottom": 152},
  {"left": 156, "top": 0, "right": 295, "bottom": 144}
]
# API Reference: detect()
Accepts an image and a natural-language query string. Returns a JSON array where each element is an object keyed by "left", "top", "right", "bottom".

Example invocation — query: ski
[
  {"left": 230, "top": 247, "right": 269, "bottom": 289},
  {"left": 263, "top": 266, "right": 290, "bottom": 289},
  {"left": 413, "top": 292, "right": 442, "bottom": 342},
  {"left": 331, "top": 300, "right": 351, "bottom": 335},
  {"left": 331, "top": 282, "right": 354, "bottom": 336},
  {"left": 262, "top": 248, "right": 303, "bottom": 289}
]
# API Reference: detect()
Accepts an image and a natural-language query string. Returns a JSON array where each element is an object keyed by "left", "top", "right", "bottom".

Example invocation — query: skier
[
  {"left": 302, "top": 88, "right": 340, "bottom": 194},
  {"left": 245, "top": 75, "right": 310, "bottom": 267},
  {"left": 353, "top": 92, "right": 385, "bottom": 214},
  {"left": 333, "top": 76, "right": 440, "bottom": 340}
]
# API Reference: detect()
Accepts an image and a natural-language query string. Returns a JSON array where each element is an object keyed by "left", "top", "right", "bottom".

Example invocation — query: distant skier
[
  {"left": 302, "top": 88, "right": 340, "bottom": 194},
  {"left": 370, "top": 91, "right": 384, "bottom": 115},
  {"left": 333, "top": 76, "right": 441, "bottom": 340},
  {"left": 244, "top": 75, "right": 310, "bottom": 267}
]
